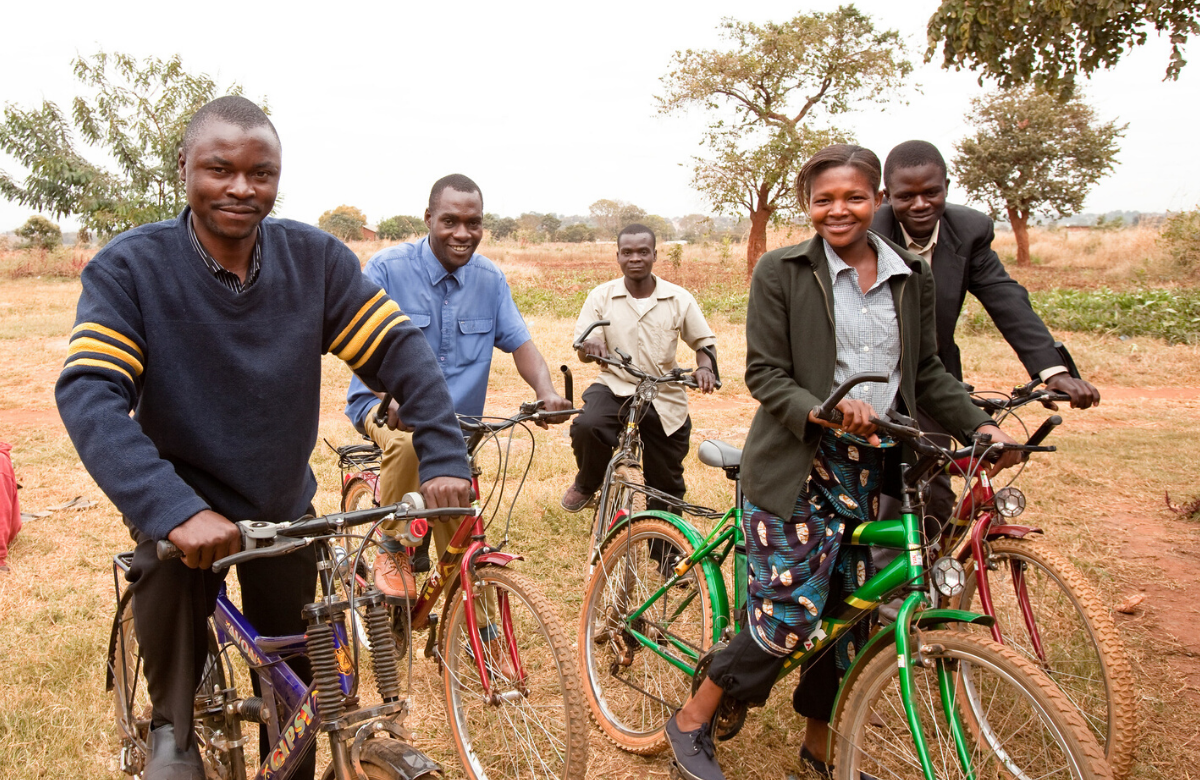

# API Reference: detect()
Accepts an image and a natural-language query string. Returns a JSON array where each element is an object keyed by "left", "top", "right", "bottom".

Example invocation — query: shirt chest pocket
[
  {"left": 408, "top": 313, "right": 432, "bottom": 329},
  {"left": 457, "top": 318, "right": 494, "bottom": 365}
]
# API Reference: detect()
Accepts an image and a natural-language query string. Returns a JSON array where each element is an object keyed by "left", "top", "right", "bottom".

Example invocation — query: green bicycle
[{"left": 578, "top": 373, "right": 1112, "bottom": 780}]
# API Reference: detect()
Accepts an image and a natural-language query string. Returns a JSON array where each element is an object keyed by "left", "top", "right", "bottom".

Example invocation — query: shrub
[
  {"left": 15, "top": 216, "right": 62, "bottom": 249},
  {"left": 558, "top": 223, "right": 596, "bottom": 243},
  {"left": 377, "top": 215, "right": 424, "bottom": 240},
  {"left": 1160, "top": 208, "right": 1200, "bottom": 274},
  {"left": 318, "top": 205, "right": 367, "bottom": 242}
]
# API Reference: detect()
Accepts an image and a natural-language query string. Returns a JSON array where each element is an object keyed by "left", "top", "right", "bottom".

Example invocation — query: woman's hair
[{"left": 795, "top": 144, "right": 882, "bottom": 212}]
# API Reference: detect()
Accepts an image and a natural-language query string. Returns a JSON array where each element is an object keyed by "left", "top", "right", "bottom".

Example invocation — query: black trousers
[
  {"left": 126, "top": 524, "right": 318, "bottom": 778},
  {"left": 570, "top": 383, "right": 691, "bottom": 511}
]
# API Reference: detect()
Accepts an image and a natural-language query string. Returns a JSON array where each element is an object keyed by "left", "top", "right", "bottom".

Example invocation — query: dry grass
[
  {"left": 2, "top": 236, "right": 1199, "bottom": 779},
  {"left": 991, "top": 228, "right": 1180, "bottom": 290}
]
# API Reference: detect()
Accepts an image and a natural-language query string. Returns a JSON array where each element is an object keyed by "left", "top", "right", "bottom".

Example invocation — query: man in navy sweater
[{"left": 55, "top": 97, "right": 471, "bottom": 780}]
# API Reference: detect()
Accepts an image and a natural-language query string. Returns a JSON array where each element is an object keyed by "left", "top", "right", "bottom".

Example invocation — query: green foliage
[
  {"left": 558, "top": 223, "right": 595, "bottom": 243},
  {"left": 15, "top": 216, "right": 62, "bottom": 249},
  {"left": 962, "top": 287, "right": 1200, "bottom": 344},
  {"left": 588, "top": 200, "right": 648, "bottom": 239},
  {"left": 318, "top": 205, "right": 367, "bottom": 242},
  {"left": 954, "top": 85, "right": 1124, "bottom": 264},
  {"left": 489, "top": 217, "right": 520, "bottom": 240},
  {"left": 658, "top": 6, "right": 912, "bottom": 268},
  {"left": 667, "top": 243, "right": 683, "bottom": 269},
  {"left": 540, "top": 213, "right": 562, "bottom": 239},
  {"left": 642, "top": 214, "right": 676, "bottom": 242},
  {"left": 1160, "top": 208, "right": 1200, "bottom": 273},
  {"left": 377, "top": 215, "right": 424, "bottom": 240},
  {"left": 927, "top": 0, "right": 1199, "bottom": 92},
  {"left": 0, "top": 52, "right": 254, "bottom": 239}
]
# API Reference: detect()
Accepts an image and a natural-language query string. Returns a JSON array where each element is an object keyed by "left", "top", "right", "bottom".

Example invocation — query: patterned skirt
[{"left": 744, "top": 429, "right": 894, "bottom": 659}]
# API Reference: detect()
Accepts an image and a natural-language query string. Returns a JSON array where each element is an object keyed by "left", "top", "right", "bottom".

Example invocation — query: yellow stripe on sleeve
[
  {"left": 348, "top": 316, "right": 408, "bottom": 370},
  {"left": 64, "top": 357, "right": 134, "bottom": 384},
  {"left": 334, "top": 300, "right": 403, "bottom": 362},
  {"left": 71, "top": 323, "right": 143, "bottom": 358},
  {"left": 67, "top": 337, "right": 144, "bottom": 376},
  {"left": 330, "top": 290, "right": 386, "bottom": 355}
]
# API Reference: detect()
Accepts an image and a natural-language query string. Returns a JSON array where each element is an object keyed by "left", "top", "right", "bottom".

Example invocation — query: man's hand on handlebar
[
  {"left": 167, "top": 509, "right": 242, "bottom": 570},
  {"left": 420, "top": 476, "right": 473, "bottom": 510},
  {"left": 693, "top": 366, "right": 717, "bottom": 394},
  {"left": 534, "top": 392, "right": 573, "bottom": 429},
  {"left": 976, "top": 424, "right": 1023, "bottom": 476},
  {"left": 383, "top": 398, "right": 415, "bottom": 432},
  {"left": 1044, "top": 374, "right": 1101, "bottom": 410},
  {"left": 809, "top": 398, "right": 881, "bottom": 446},
  {"left": 577, "top": 339, "right": 608, "bottom": 362}
]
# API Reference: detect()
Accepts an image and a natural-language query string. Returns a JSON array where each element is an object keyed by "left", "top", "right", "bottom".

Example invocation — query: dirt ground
[{"left": 1, "top": 273, "right": 1199, "bottom": 779}]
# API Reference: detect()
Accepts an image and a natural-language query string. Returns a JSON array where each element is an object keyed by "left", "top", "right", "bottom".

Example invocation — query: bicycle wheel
[
  {"left": 111, "top": 591, "right": 242, "bottom": 778},
  {"left": 440, "top": 567, "right": 588, "bottom": 780},
  {"left": 342, "top": 475, "right": 377, "bottom": 512},
  {"left": 319, "top": 739, "right": 441, "bottom": 779},
  {"left": 833, "top": 630, "right": 1111, "bottom": 780},
  {"left": 957, "top": 537, "right": 1136, "bottom": 778},
  {"left": 579, "top": 518, "right": 714, "bottom": 754}
]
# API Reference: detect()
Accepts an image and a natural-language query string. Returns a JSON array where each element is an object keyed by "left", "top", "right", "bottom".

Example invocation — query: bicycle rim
[
  {"left": 959, "top": 538, "right": 1135, "bottom": 777},
  {"left": 441, "top": 568, "right": 587, "bottom": 780},
  {"left": 833, "top": 630, "right": 1111, "bottom": 780},
  {"left": 579, "top": 518, "right": 713, "bottom": 754},
  {"left": 341, "top": 476, "right": 377, "bottom": 512}
]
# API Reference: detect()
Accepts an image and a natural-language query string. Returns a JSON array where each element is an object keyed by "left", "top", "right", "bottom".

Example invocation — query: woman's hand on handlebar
[
  {"left": 167, "top": 509, "right": 242, "bottom": 570},
  {"left": 976, "top": 424, "right": 1023, "bottom": 477},
  {"left": 576, "top": 339, "right": 608, "bottom": 362},
  {"left": 809, "top": 398, "right": 880, "bottom": 445},
  {"left": 420, "top": 476, "right": 473, "bottom": 510}
]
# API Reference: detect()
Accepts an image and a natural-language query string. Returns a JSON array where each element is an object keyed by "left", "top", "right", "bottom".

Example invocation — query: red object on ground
[{"left": 0, "top": 442, "right": 20, "bottom": 569}]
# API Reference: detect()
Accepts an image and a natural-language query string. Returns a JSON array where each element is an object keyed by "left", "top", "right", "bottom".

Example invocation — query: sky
[{"left": 1, "top": 0, "right": 1196, "bottom": 233}]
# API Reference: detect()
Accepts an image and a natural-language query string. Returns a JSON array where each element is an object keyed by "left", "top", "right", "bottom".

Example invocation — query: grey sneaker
[
  {"left": 560, "top": 484, "right": 595, "bottom": 513},
  {"left": 666, "top": 713, "right": 725, "bottom": 780}
]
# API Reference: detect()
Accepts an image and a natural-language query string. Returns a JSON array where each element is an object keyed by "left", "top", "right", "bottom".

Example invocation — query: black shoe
[
  {"left": 666, "top": 713, "right": 725, "bottom": 780},
  {"left": 145, "top": 724, "right": 204, "bottom": 780},
  {"left": 411, "top": 534, "right": 432, "bottom": 573}
]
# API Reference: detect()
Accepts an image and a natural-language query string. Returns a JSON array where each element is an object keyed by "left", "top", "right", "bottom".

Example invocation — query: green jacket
[{"left": 741, "top": 233, "right": 993, "bottom": 519}]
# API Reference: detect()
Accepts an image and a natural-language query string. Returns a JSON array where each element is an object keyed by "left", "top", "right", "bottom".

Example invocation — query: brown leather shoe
[
  {"left": 374, "top": 550, "right": 416, "bottom": 599},
  {"left": 485, "top": 636, "right": 518, "bottom": 680},
  {"left": 560, "top": 483, "right": 594, "bottom": 513}
]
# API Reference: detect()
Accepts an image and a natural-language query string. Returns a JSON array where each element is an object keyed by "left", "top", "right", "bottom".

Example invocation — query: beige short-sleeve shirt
[{"left": 573, "top": 276, "right": 716, "bottom": 435}]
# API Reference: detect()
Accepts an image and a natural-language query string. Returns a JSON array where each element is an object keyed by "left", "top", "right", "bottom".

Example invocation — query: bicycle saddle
[{"left": 698, "top": 439, "right": 742, "bottom": 469}]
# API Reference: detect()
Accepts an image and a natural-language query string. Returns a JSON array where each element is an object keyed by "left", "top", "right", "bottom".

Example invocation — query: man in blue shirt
[{"left": 345, "top": 174, "right": 569, "bottom": 600}]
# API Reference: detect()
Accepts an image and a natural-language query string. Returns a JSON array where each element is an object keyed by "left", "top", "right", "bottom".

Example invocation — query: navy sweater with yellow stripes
[{"left": 56, "top": 210, "right": 470, "bottom": 540}]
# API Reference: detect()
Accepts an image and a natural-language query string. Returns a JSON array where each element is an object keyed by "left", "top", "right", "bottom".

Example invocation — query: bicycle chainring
[{"left": 691, "top": 641, "right": 748, "bottom": 741}]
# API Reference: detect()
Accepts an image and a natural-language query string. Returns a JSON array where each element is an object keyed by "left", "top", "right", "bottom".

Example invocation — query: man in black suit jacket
[{"left": 872, "top": 140, "right": 1098, "bottom": 525}]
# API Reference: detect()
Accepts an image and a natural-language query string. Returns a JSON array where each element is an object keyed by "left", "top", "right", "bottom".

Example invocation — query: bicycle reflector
[
  {"left": 993, "top": 487, "right": 1026, "bottom": 518},
  {"left": 932, "top": 556, "right": 966, "bottom": 598}
]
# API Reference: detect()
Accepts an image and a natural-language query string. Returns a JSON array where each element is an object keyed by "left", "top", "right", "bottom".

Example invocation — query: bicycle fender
[
  {"left": 987, "top": 524, "right": 1042, "bottom": 539},
  {"left": 826, "top": 609, "right": 996, "bottom": 761},
  {"left": 472, "top": 551, "right": 523, "bottom": 568},
  {"left": 354, "top": 736, "right": 441, "bottom": 779},
  {"left": 600, "top": 509, "right": 730, "bottom": 645}
]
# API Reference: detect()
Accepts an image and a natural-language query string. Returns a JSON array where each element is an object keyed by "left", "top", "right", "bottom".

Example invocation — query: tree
[
  {"left": 15, "top": 215, "right": 62, "bottom": 248},
  {"left": 539, "top": 213, "right": 562, "bottom": 240},
  {"left": 659, "top": 7, "right": 911, "bottom": 274},
  {"left": 642, "top": 214, "right": 677, "bottom": 242},
  {"left": 678, "top": 214, "right": 714, "bottom": 242},
  {"left": 928, "top": 0, "right": 1199, "bottom": 93},
  {"left": 588, "top": 199, "right": 648, "bottom": 239},
  {"left": 953, "top": 86, "right": 1125, "bottom": 267},
  {"left": 558, "top": 223, "right": 596, "bottom": 243},
  {"left": 377, "top": 215, "right": 424, "bottom": 240},
  {"left": 318, "top": 205, "right": 368, "bottom": 242},
  {"left": 490, "top": 217, "right": 520, "bottom": 240},
  {"left": 0, "top": 52, "right": 254, "bottom": 240}
]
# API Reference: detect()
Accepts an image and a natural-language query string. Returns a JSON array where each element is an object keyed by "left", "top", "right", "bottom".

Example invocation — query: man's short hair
[
  {"left": 182, "top": 96, "right": 279, "bottom": 156},
  {"left": 883, "top": 140, "right": 948, "bottom": 187},
  {"left": 429, "top": 174, "right": 483, "bottom": 211},
  {"left": 617, "top": 223, "right": 656, "bottom": 248}
]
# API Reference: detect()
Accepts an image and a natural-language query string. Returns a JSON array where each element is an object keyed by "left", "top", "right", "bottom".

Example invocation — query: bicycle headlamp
[
  {"left": 993, "top": 487, "right": 1026, "bottom": 518},
  {"left": 932, "top": 556, "right": 966, "bottom": 598}
]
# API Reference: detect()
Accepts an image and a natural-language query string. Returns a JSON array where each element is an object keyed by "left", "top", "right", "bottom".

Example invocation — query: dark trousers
[
  {"left": 570, "top": 383, "right": 691, "bottom": 511},
  {"left": 126, "top": 525, "right": 318, "bottom": 777}
]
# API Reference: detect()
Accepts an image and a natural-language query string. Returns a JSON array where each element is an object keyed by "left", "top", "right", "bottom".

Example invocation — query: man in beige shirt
[{"left": 562, "top": 223, "right": 717, "bottom": 513}]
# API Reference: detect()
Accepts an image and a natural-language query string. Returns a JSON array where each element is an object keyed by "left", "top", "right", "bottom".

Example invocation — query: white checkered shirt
[{"left": 824, "top": 232, "right": 911, "bottom": 415}]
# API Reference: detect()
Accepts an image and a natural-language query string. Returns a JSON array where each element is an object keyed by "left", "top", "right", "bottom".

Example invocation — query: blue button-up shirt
[{"left": 344, "top": 237, "right": 531, "bottom": 429}]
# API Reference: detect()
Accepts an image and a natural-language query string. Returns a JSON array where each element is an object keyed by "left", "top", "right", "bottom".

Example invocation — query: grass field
[{"left": 1, "top": 230, "right": 1199, "bottom": 779}]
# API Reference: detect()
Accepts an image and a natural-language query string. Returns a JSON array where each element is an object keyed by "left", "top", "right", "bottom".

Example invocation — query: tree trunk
[
  {"left": 1007, "top": 206, "right": 1031, "bottom": 266},
  {"left": 746, "top": 207, "right": 771, "bottom": 277}
]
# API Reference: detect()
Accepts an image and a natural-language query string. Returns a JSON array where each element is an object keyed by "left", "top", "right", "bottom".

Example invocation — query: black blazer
[{"left": 872, "top": 203, "right": 1060, "bottom": 381}]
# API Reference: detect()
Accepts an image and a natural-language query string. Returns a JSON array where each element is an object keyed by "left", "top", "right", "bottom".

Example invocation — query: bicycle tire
[
  {"left": 341, "top": 475, "right": 377, "bottom": 512},
  {"left": 111, "top": 591, "right": 242, "bottom": 778},
  {"left": 833, "top": 629, "right": 1112, "bottom": 780},
  {"left": 591, "top": 465, "right": 647, "bottom": 556},
  {"left": 318, "top": 739, "right": 441, "bottom": 779},
  {"left": 440, "top": 567, "right": 588, "bottom": 780},
  {"left": 956, "top": 537, "right": 1137, "bottom": 778},
  {"left": 579, "top": 517, "right": 715, "bottom": 755}
]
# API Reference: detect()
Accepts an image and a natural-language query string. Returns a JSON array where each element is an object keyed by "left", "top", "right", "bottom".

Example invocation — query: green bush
[
  {"left": 377, "top": 215, "right": 424, "bottom": 240},
  {"left": 962, "top": 287, "right": 1200, "bottom": 344},
  {"left": 1160, "top": 208, "right": 1200, "bottom": 274},
  {"left": 15, "top": 216, "right": 62, "bottom": 249}
]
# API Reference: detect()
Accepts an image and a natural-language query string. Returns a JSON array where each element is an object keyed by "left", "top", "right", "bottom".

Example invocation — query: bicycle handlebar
[
  {"left": 572, "top": 319, "right": 723, "bottom": 391},
  {"left": 157, "top": 494, "right": 478, "bottom": 572},
  {"left": 811, "top": 372, "right": 890, "bottom": 425}
]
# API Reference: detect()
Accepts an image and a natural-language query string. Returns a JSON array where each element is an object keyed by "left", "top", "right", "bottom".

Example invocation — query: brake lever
[{"left": 212, "top": 537, "right": 312, "bottom": 573}]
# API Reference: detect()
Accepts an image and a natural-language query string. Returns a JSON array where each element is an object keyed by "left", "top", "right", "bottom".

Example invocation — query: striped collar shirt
[
  {"left": 187, "top": 215, "right": 263, "bottom": 293},
  {"left": 824, "top": 232, "right": 911, "bottom": 416}
]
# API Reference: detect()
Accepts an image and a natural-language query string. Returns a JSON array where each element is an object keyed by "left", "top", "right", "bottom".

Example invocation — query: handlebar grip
[
  {"left": 374, "top": 395, "right": 392, "bottom": 428},
  {"left": 812, "top": 372, "right": 889, "bottom": 422},
  {"left": 816, "top": 407, "right": 845, "bottom": 425},
  {"left": 572, "top": 319, "right": 610, "bottom": 350},
  {"left": 1025, "top": 414, "right": 1063, "bottom": 447},
  {"left": 157, "top": 540, "right": 183, "bottom": 561},
  {"left": 560, "top": 365, "right": 574, "bottom": 406}
]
